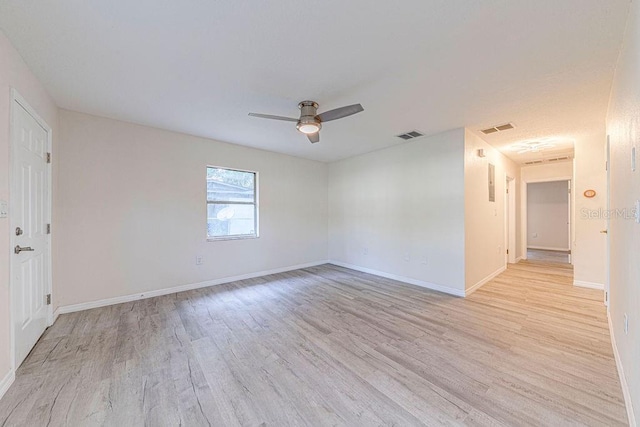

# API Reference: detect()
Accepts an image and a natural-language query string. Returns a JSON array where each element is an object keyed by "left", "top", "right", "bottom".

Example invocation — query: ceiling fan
[{"left": 249, "top": 101, "right": 364, "bottom": 143}]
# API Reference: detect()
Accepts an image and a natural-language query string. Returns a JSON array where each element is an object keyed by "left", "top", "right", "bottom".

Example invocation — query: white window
[{"left": 207, "top": 166, "right": 258, "bottom": 240}]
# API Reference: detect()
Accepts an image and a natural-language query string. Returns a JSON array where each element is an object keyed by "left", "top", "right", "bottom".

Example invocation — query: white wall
[
  {"left": 464, "top": 130, "right": 520, "bottom": 291},
  {"left": 606, "top": 0, "right": 639, "bottom": 423},
  {"left": 573, "top": 132, "right": 607, "bottom": 287},
  {"left": 328, "top": 129, "right": 466, "bottom": 294},
  {"left": 527, "top": 181, "right": 570, "bottom": 251},
  {"left": 0, "top": 30, "right": 59, "bottom": 393},
  {"left": 55, "top": 110, "right": 328, "bottom": 307},
  {"left": 521, "top": 161, "right": 573, "bottom": 182}
]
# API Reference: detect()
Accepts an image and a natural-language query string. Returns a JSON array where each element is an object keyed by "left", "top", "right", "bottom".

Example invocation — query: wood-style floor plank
[{"left": 0, "top": 261, "right": 628, "bottom": 426}]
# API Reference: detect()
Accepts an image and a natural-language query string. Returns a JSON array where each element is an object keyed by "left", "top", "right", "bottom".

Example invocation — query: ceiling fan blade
[
  {"left": 317, "top": 104, "right": 364, "bottom": 122},
  {"left": 307, "top": 132, "right": 320, "bottom": 143},
  {"left": 248, "top": 113, "right": 298, "bottom": 122}
]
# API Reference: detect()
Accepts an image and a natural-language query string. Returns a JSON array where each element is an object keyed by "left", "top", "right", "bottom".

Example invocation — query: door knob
[
  {"left": 14, "top": 245, "right": 34, "bottom": 254},
  {"left": 15, "top": 227, "right": 23, "bottom": 236}
]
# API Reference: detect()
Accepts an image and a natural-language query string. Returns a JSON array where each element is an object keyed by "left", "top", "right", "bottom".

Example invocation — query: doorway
[
  {"left": 526, "top": 180, "right": 572, "bottom": 264},
  {"left": 10, "top": 90, "right": 53, "bottom": 368}
]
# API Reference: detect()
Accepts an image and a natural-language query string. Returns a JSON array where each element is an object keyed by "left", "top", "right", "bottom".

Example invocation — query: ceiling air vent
[
  {"left": 481, "top": 123, "right": 515, "bottom": 135},
  {"left": 524, "top": 160, "right": 544, "bottom": 165},
  {"left": 396, "top": 130, "right": 424, "bottom": 140},
  {"left": 547, "top": 156, "right": 570, "bottom": 162}
]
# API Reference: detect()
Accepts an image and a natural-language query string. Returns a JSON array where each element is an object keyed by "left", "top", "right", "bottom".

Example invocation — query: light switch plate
[{"left": 0, "top": 200, "right": 8, "bottom": 218}]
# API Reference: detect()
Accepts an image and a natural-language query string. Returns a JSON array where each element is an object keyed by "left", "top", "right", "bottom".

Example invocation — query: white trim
[
  {"left": 515, "top": 256, "right": 523, "bottom": 263},
  {"left": 327, "top": 260, "right": 465, "bottom": 297},
  {"left": 0, "top": 369, "right": 15, "bottom": 401},
  {"left": 53, "top": 260, "right": 328, "bottom": 318},
  {"left": 573, "top": 280, "right": 605, "bottom": 290},
  {"left": 465, "top": 265, "right": 506, "bottom": 296},
  {"left": 527, "top": 246, "right": 571, "bottom": 252},
  {"left": 608, "top": 312, "right": 636, "bottom": 427}
]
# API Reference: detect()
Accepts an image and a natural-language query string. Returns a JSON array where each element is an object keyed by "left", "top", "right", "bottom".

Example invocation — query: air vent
[
  {"left": 481, "top": 123, "right": 515, "bottom": 135},
  {"left": 396, "top": 130, "right": 424, "bottom": 140},
  {"left": 524, "top": 156, "right": 572, "bottom": 165},
  {"left": 495, "top": 123, "right": 514, "bottom": 131}
]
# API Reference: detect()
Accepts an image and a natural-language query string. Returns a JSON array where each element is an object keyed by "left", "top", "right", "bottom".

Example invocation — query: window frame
[{"left": 206, "top": 165, "right": 259, "bottom": 241}]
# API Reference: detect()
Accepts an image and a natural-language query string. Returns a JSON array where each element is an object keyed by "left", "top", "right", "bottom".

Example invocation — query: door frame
[
  {"left": 9, "top": 88, "right": 54, "bottom": 370},
  {"left": 604, "top": 135, "right": 611, "bottom": 307},
  {"left": 505, "top": 175, "right": 516, "bottom": 264},
  {"left": 521, "top": 176, "right": 573, "bottom": 260}
]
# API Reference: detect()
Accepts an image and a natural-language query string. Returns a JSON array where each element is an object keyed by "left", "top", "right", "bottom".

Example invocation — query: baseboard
[
  {"left": 608, "top": 312, "right": 636, "bottom": 427},
  {"left": 54, "top": 260, "right": 329, "bottom": 317},
  {"left": 573, "top": 280, "right": 605, "bottom": 290},
  {"left": 515, "top": 256, "right": 524, "bottom": 263},
  {"left": 527, "top": 246, "right": 570, "bottom": 252},
  {"left": 327, "top": 260, "right": 465, "bottom": 297},
  {"left": 0, "top": 369, "right": 15, "bottom": 401},
  {"left": 465, "top": 265, "right": 507, "bottom": 296}
]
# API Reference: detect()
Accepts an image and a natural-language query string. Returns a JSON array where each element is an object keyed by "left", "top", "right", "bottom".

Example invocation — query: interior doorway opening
[{"left": 525, "top": 180, "right": 572, "bottom": 265}]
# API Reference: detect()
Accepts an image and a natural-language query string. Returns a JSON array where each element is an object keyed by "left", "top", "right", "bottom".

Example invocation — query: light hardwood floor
[
  {"left": 0, "top": 262, "right": 627, "bottom": 426},
  {"left": 527, "top": 249, "right": 571, "bottom": 264}
]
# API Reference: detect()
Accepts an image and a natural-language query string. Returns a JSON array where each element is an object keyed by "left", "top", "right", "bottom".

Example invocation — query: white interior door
[{"left": 11, "top": 95, "right": 51, "bottom": 367}]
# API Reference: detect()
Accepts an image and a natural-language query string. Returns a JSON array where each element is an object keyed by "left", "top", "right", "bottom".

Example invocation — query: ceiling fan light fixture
[
  {"left": 249, "top": 100, "right": 363, "bottom": 144},
  {"left": 297, "top": 121, "right": 321, "bottom": 134}
]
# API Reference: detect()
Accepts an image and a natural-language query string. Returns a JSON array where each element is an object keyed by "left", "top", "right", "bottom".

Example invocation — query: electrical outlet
[
  {"left": 497, "top": 245, "right": 502, "bottom": 254},
  {"left": 624, "top": 313, "right": 629, "bottom": 335},
  {"left": 363, "top": 247, "right": 368, "bottom": 255},
  {"left": 0, "top": 200, "right": 7, "bottom": 219},
  {"left": 403, "top": 252, "right": 410, "bottom": 262},
  {"left": 195, "top": 256, "right": 203, "bottom": 266},
  {"left": 421, "top": 256, "right": 428, "bottom": 265}
]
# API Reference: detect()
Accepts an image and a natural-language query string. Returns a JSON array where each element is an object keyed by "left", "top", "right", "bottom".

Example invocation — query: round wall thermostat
[{"left": 584, "top": 189, "right": 596, "bottom": 198}]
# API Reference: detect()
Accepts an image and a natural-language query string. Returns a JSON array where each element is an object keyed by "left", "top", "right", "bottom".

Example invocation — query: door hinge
[
  {"left": 46, "top": 294, "right": 51, "bottom": 305},
  {"left": 46, "top": 223, "right": 51, "bottom": 234},
  {"left": 506, "top": 188, "right": 509, "bottom": 194},
  {"left": 46, "top": 152, "right": 51, "bottom": 164},
  {"left": 506, "top": 249, "right": 509, "bottom": 255}
]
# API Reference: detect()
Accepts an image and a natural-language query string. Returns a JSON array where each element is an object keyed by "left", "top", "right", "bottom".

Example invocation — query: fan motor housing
[{"left": 297, "top": 101, "right": 321, "bottom": 133}]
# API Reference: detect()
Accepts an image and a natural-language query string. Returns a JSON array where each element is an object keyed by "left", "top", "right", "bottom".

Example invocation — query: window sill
[{"left": 207, "top": 235, "right": 259, "bottom": 242}]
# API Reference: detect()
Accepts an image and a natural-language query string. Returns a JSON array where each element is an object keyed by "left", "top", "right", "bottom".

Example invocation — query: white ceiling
[{"left": 0, "top": 0, "right": 630, "bottom": 163}]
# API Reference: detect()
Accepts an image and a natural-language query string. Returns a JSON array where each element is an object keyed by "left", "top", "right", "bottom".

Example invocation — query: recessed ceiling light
[
  {"left": 510, "top": 137, "right": 573, "bottom": 154},
  {"left": 512, "top": 141, "right": 556, "bottom": 154}
]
